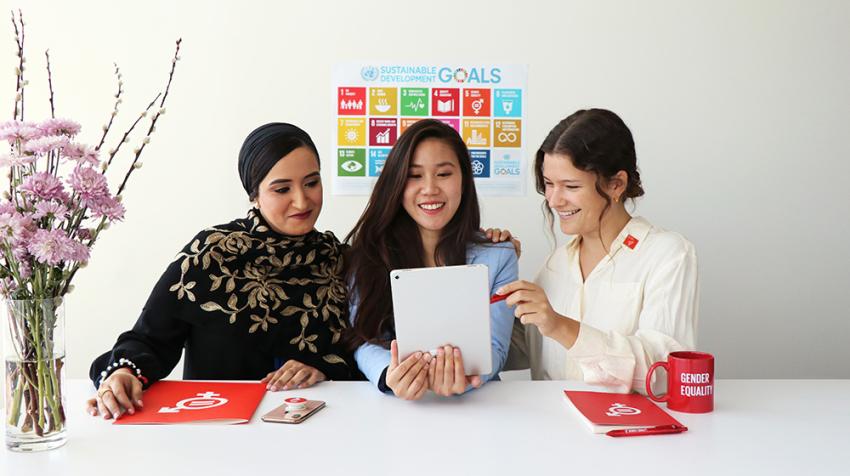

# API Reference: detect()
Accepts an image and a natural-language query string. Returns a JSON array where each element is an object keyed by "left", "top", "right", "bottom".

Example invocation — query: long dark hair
[
  {"left": 344, "top": 119, "right": 485, "bottom": 349},
  {"left": 535, "top": 109, "right": 645, "bottom": 240}
]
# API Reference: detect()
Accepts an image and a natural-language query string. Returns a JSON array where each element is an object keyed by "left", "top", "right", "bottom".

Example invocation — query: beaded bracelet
[{"left": 98, "top": 357, "right": 149, "bottom": 387}]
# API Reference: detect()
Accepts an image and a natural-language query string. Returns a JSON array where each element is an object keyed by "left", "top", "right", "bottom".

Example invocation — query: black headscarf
[{"left": 237, "top": 123, "right": 320, "bottom": 199}]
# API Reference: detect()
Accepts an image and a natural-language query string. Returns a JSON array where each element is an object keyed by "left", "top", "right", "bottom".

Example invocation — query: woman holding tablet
[
  {"left": 346, "top": 119, "right": 517, "bottom": 400},
  {"left": 499, "top": 109, "right": 699, "bottom": 394}
]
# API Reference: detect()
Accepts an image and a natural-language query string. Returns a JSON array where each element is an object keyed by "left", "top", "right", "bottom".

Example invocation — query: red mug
[{"left": 646, "top": 351, "right": 714, "bottom": 413}]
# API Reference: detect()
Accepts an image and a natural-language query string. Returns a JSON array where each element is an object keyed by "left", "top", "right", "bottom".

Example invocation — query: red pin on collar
[{"left": 623, "top": 234, "right": 639, "bottom": 250}]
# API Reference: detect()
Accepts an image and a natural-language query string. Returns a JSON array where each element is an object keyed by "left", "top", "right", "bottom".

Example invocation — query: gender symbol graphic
[{"left": 158, "top": 392, "right": 229, "bottom": 413}]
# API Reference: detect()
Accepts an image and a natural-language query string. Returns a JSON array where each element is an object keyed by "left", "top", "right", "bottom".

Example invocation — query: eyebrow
[
  {"left": 543, "top": 175, "right": 581, "bottom": 184},
  {"left": 410, "top": 162, "right": 457, "bottom": 168},
  {"left": 267, "top": 171, "right": 321, "bottom": 186}
]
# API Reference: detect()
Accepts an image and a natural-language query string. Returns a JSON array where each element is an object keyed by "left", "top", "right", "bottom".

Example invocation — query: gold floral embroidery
[{"left": 169, "top": 212, "right": 348, "bottom": 356}]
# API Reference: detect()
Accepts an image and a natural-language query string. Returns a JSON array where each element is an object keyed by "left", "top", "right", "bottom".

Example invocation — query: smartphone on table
[{"left": 261, "top": 397, "right": 325, "bottom": 424}]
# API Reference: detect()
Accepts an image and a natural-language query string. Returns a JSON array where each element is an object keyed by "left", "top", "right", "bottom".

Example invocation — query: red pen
[
  {"left": 606, "top": 424, "right": 688, "bottom": 437},
  {"left": 490, "top": 293, "right": 510, "bottom": 304}
]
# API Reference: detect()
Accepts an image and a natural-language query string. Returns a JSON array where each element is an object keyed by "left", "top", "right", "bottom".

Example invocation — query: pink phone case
[{"left": 261, "top": 400, "right": 325, "bottom": 424}]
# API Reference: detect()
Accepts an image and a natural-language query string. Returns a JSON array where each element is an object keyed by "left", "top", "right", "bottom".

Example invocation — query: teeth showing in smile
[
  {"left": 558, "top": 209, "right": 580, "bottom": 218},
  {"left": 419, "top": 203, "right": 444, "bottom": 211}
]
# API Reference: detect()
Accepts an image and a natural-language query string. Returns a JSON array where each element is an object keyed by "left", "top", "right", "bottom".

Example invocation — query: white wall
[{"left": 6, "top": 0, "right": 848, "bottom": 382}]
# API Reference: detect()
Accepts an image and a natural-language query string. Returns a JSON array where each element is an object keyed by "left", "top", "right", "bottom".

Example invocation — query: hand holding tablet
[{"left": 390, "top": 264, "right": 494, "bottom": 376}]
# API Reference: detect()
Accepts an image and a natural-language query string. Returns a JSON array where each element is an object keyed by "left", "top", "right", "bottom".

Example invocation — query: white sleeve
[{"left": 567, "top": 248, "right": 699, "bottom": 394}]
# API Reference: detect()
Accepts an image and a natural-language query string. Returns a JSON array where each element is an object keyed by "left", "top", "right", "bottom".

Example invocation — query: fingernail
[
  {"left": 414, "top": 352, "right": 422, "bottom": 358},
  {"left": 455, "top": 348, "right": 462, "bottom": 357},
  {"left": 437, "top": 347, "right": 444, "bottom": 356},
  {"left": 128, "top": 409, "right": 135, "bottom": 415},
  {"left": 496, "top": 287, "right": 504, "bottom": 294},
  {"left": 136, "top": 400, "right": 144, "bottom": 407},
  {"left": 424, "top": 353, "right": 432, "bottom": 362}
]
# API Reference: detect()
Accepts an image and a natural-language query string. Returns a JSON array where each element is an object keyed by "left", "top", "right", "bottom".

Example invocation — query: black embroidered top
[{"left": 90, "top": 209, "right": 358, "bottom": 388}]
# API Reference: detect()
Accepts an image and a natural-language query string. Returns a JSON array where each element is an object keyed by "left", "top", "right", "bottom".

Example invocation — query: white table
[{"left": 2, "top": 379, "right": 847, "bottom": 475}]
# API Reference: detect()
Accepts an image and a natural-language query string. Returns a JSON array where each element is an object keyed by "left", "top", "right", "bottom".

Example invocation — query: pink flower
[
  {"left": 62, "top": 143, "right": 99, "bottom": 166},
  {"left": 0, "top": 120, "right": 43, "bottom": 143},
  {"left": 20, "top": 172, "right": 71, "bottom": 203},
  {"left": 38, "top": 118, "right": 81, "bottom": 137},
  {"left": 0, "top": 153, "right": 37, "bottom": 167},
  {"left": 17, "top": 260, "right": 31, "bottom": 280},
  {"left": 33, "top": 201, "right": 69, "bottom": 220},
  {"left": 0, "top": 201, "right": 16, "bottom": 215},
  {"left": 68, "top": 166, "right": 109, "bottom": 205},
  {"left": 0, "top": 213, "right": 15, "bottom": 239},
  {"left": 89, "top": 194, "right": 125, "bottom": 221},
  {"left": 0, "top": 212, "right": 37, "bottom": 242},
  {"left": 27, "top": 228, "right": 89, "bottom": 266},
  {"left": 11, "top": 243, "right": 28, "bottom": 260},
  {"left": 23, "top": 135, "right": 69, "bottom": 155}
]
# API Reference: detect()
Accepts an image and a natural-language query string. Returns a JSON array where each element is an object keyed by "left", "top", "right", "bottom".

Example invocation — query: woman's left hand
[
  {"left": 482, "top": 227, "right": 521, "bottom": 258},
  {"left": 262, "top": 359, "right": 326, "bottom": 391},
  {"left": 428, "top": 345, "right": 482, "bottom": 396},
  {"left": 498, "top": 280, "right": 578, "bottom": 345}
]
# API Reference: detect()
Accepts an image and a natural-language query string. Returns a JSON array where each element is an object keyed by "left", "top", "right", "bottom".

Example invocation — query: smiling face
[
  {"left": 255, "top": 146, "right": 323, "bottom": 236},
  {"left": 402, "top": 138, "right": 463, "bottom": 240},
  {"left": 542, "top": 152, "right": 618, "bottom": 237}
]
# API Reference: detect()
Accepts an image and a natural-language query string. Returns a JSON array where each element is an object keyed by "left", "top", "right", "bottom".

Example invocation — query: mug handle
[{"left": 646, "top": 361, "right": 670, "bottom": 402}]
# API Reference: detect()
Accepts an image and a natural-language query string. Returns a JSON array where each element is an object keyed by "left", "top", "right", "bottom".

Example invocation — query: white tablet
[{"left": 390, "top": 264, "right": 492, "bottom": 376}]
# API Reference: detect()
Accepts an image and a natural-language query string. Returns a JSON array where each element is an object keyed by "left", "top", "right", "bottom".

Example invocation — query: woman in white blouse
[{"left": 499, "top": 109, "right": 699, "bottom": 394}]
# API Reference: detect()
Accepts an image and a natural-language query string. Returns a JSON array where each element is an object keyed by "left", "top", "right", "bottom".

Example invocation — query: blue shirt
[{"left": 351, "top": 242, "right": 518, "bottom": 393}]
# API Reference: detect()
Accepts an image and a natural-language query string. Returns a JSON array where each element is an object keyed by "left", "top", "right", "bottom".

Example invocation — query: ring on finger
[{"left": 97, "top": 387, "right": 113, "bottom": 397}]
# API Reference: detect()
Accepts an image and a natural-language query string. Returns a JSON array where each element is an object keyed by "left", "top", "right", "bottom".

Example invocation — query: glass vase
[{"left": 2, "top": 297, "right": 67, "bottom": 452}]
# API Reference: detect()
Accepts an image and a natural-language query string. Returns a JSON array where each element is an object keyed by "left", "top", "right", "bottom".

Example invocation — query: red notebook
[
  {"left": 113, "top": 381, "right": 266, "bottom": 425},
  {"left": 564, "top": 390, "right": 684, "bottom": 434}
]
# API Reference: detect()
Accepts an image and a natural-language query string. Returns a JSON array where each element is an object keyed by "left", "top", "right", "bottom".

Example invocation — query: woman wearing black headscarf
[{"left": 86, "top": 123, "right": 357, "bottom": 419}]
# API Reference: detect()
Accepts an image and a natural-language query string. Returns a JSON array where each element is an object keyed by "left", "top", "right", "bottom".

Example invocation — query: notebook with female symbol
[
  {"left": 113, "top": 380, "right": 266, "bottom": 425},
  {"left": 564, "top": 391, "right": 684, "bottom": 434}
]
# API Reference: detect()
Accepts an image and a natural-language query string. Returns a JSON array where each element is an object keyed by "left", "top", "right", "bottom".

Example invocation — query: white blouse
[{"left": 527, "top": 216, "right": 699, "bottom": 394}]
